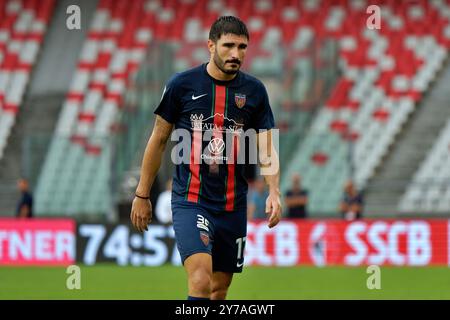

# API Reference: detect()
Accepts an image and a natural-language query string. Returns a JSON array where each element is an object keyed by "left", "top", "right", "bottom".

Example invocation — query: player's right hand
[{"left": 130, "top": 197, "right": 152, "bottom": 233}]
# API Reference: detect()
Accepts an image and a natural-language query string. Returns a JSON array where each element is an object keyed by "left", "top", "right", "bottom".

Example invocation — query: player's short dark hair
[{"left": 209, "top": 16, "right": 249, "bottom": 42}]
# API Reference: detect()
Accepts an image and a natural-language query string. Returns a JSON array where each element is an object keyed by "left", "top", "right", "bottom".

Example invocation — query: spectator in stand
[
  {"left": 247, "top": 178, "right": 269, "bottom": 221},
  {"left": 284, "top": 174, "right": 309, "bottom": 219},
  {"left": 155, "top": 179, "right": 173, "bottom": 224},
  {"left": 16, "top": 178, "right": 33, "bottom": 218},
  {"left": 339, "top": 180, "right": 364, "bottom": 221}
]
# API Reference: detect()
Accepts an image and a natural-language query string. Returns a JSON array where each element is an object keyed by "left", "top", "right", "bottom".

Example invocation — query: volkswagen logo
[{"left": 207, "top": 138, "right": 225, "bottom": 155}]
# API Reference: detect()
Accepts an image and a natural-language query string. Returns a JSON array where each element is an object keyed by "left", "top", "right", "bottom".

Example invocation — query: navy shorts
[{"left": 172, "top": 201, "right": 247, "bottom": 273}]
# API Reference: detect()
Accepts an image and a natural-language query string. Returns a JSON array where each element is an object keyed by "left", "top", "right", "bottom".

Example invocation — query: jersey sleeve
[
  {"left": 154, "top": 75, "right": 182, "bottom": 124},
  {"left": 251, "top": 82, "right": 275, "bottom": 130}
]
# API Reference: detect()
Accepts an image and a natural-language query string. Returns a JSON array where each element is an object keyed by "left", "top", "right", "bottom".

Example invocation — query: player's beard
[{"left": 213, "top": 49, "right": 240, "bottom": 75}]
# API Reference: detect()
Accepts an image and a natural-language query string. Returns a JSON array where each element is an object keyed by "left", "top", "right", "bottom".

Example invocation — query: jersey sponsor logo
[
  {"left": 191, "top": 93, "right": 208, "bottom": 100},
  {"left": 207, "top": 138, "right": 225, "bottom": 155},
  {"left": 235, "top": 93, "right": 246, "bottom": 108},
  {"left": 190, "top": 113, "right": 244, "bottom": 134},
  {"left": 189, "top": 113, "right": 243, "bottom": 163},
  {"left": 200, "top": 231, "right": 210, "bottom": 246}
]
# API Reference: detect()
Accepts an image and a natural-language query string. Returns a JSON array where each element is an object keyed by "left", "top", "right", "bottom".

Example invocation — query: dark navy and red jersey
[{"left": 154, "top": 63, "right": 275, "bottom": 212}]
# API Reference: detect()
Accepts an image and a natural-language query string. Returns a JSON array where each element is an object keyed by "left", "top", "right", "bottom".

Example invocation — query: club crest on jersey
[
  {"left": 200, "top": 231, "right": 210, "bottom": 246},
  {"left": 234, "top": 93, "right": 246, "bottom": 108}
]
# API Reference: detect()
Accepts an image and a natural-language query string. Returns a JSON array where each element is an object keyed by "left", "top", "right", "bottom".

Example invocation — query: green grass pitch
[{"left": 1, "top": 264, "right": 450, "bottom": 299}]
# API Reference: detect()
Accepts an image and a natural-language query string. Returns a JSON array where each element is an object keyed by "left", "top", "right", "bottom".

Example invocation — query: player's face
[{"left": 210, "top": 33, "right": 248, "bottom": 75}]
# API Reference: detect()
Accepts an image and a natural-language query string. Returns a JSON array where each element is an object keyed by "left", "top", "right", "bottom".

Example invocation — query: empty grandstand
[{"left": 0, "top": 0, "right": 449, "bottom": 219}]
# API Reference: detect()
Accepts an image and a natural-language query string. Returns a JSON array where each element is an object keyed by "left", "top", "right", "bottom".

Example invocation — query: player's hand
[
  {"left": 265, "top": 192, "right": 282, "bottom": 228},
  {"left": 130, "top": 197, "right": 152, "bottom": 233}
]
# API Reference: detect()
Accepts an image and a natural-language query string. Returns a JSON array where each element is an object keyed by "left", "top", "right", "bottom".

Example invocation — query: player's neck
[{"left": 206, "top": 61, "right": 237, "bottom": 82}]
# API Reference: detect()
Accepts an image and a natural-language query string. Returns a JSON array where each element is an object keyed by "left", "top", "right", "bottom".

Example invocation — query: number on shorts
[{"left": 236, "top": 236, "right": 246, "bottom": 260}]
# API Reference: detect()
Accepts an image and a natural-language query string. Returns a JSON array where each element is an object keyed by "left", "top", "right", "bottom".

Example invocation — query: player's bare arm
[
  {"left": 257, "top": 129, "right": 281, "bottom": 228},
  {"left": 131, "top": 115, "right": 174, "bottom": 232}
]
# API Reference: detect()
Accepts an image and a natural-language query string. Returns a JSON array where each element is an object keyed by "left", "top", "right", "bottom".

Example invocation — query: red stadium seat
[
  {"left": 0, "top": 0, "right": 56, "bottom": 159},
  {"left": 30, "top": 0, "right": 450, "bottom": 215}
]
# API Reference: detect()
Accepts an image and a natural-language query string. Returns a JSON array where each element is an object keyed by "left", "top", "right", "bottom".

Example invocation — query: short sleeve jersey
[{"left": 154, "top": 63, "right": 275, "bottom": 212}]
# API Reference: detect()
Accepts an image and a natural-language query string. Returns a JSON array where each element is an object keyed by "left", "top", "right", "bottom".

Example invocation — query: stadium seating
[
  {"left": 0, "top": 0, "right": 55, "bottom": 159},
  {"left": 281, "top": 0, "right": 450, "bottom": 214},
  {"left": 399, "top": 119, "right": 450, "bottom": 213},
  {"left": 34, "top": 0, "right": 450, "bottom": 216},
  {"left": 35, "top": 0, "right": 149, "bottom": 215}
]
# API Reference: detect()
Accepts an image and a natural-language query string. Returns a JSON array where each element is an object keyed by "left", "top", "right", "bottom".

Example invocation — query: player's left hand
[{"left": 265, "top": 192, "right": 282, "bottom": 228}]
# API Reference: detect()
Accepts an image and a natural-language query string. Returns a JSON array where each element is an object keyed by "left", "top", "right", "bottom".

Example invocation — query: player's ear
[{"left": 207, "top": 39, "right": 215, "bottom": 54}]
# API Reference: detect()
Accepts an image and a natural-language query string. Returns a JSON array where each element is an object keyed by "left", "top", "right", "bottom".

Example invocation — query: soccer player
[{"left": 130, "top": 16, "right": 281, "bottom": 300}]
